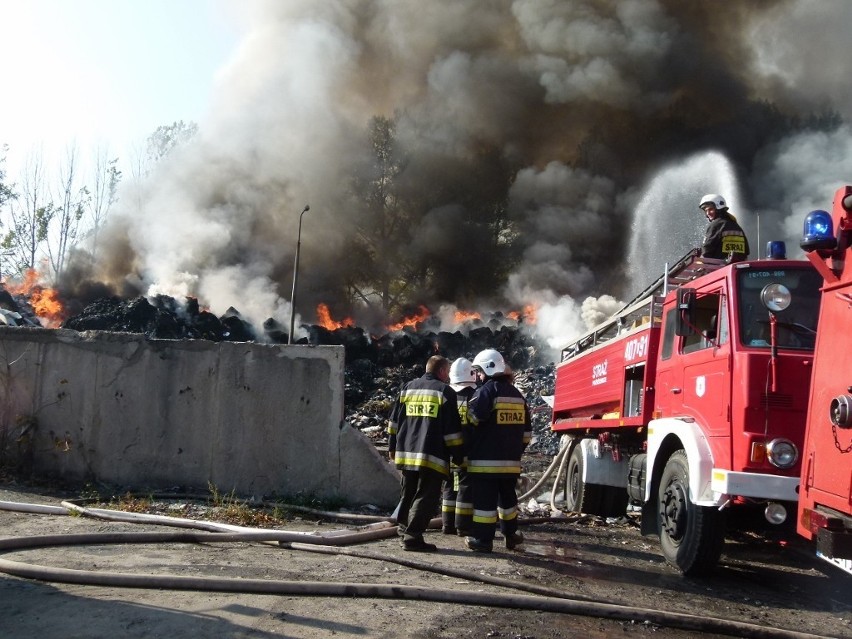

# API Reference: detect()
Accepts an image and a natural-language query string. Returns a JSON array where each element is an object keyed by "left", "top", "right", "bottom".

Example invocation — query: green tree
[
  {"left": 145, "top": 120, "right": 198, "bottom": 168},
  {"left": 2, "top": 149, "right": 52, "bottom": 277},
  {"left": 0, "top": 146, "right": 17, "bottom": 280},
  {"left": 347, "top": 115, "right": 416, "bottom": 315},
  {"left": 0, "top": 145, "right": 13, "bottom": 209}
]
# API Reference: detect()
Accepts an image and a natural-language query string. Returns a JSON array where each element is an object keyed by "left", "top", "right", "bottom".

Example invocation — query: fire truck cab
[{"left": 552, "top": 247, "right": 822, "bottom": 574}]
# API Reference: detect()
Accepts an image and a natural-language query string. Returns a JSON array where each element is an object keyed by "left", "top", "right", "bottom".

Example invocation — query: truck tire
[
  {"left": 658, "top": 450, "right": 726, "bottom": 575},
  {"left": 565, "top": 444, "right": 604, "bottom": 515}
]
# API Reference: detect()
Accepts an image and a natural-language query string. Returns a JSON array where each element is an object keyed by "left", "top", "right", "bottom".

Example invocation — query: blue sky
[{"left": 0, "top": 0, "right": 244, "bottom": 173}]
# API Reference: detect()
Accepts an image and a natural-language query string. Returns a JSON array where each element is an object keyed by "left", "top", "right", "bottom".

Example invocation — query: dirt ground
[{"left": 0, "top": 481, "right": 850, "bottom": 639}]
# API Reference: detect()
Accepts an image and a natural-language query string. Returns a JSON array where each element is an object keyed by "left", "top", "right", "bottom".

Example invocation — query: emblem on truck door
[
  {"left": 592, "top": 360, "right": 608, "bottom": 386},
  {"left": 696, "top": 375, "right": 706, "bottom": 397}
]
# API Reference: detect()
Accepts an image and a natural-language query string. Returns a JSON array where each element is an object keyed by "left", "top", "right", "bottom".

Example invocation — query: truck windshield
[{"left": 737, "top": 267, "right": 822, "bottom": 350}]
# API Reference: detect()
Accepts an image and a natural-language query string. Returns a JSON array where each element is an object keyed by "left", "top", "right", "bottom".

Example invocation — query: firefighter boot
[
  {"left": 504, "top": 531, "right": 524, "bottom": 550},
  {"left": 464, "top": 537, "right": 493, "bottom": 553}
]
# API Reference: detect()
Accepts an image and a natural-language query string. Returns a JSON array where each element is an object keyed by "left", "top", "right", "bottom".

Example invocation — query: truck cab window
[
  {"left": 661, "top": 308, "right": 676, "bottom": 360},
  {"left": 737, "top": 268, "right": 822, "bottom": 350},
  {"left": 682, "top": 293, "right": 721, "bottom": 354}
]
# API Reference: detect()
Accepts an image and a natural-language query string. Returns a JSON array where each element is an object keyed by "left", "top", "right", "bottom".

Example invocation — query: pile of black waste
[
  {"left": 345, "top": 361, "right": 560, "bottom": 457},
  {"left": 11, "top": 292, "right": 560, "bottom": 455}
]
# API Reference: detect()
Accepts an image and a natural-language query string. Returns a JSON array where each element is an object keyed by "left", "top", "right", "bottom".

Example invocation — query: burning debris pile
[
  {"left": 0, "top": 273, "right": 63, "bottom": 328},
  {"left": 53, "top": 293, "right": 547, "bottom": 369},
  {"left": 0, "top": 288, "right": 41, "bottom": 327},
  {"left": 61, "top": 295, "right": 256, "bottom": 342}
]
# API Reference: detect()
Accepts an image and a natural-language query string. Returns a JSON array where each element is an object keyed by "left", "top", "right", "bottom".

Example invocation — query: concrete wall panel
[{"left": 0, "top": 327, "right": 399, "bottom": 507}]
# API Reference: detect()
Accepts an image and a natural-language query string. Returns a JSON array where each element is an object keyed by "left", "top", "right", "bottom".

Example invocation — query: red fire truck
[
  {"left": 551, "top": 204, "right": 826, "bottom": 575},
  {"left": 796, "top": 185, "right": 852, "bottom": 575}
]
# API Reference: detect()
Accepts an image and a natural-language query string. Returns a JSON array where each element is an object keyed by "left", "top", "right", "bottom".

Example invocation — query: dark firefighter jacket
[
  {"left": 388, "top": 372, "right": 464, "bottom": 475},
  {"left": 453, "top": 384, "right": 476, "bottom": 469},
  {"left": 466, "top": 376, "right": 532, "bottom": 476},
  {"left": 702, "top": 210, "right": 749, "bottom": 261}
]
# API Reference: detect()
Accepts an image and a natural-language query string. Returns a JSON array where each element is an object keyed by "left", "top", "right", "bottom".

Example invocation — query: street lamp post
[{"left": 288, "top": 204, "right": 310, "bottom": 344}]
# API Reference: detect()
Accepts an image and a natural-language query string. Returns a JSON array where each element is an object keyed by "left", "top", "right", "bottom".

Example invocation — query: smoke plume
[{"left": 66, "top": 0, "right": 852, "bottom": 357}]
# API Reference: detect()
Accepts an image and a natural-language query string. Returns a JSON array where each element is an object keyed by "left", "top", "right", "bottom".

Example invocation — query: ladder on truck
[
  {"left": 618, "top": 249, "right": 727, "bottom": 313},
  {"left": 561, "top": 249, "right": 727, "bottom": 362}
]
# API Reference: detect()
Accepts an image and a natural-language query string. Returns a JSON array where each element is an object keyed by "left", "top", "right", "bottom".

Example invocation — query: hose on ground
[
  {"left": 284, "top": 540, "right": 605, "bottom": 602},
  {"left": 61, "top": 494, "right": 396, "bottom": 524},
  {"left": 517, "top": 436, "right": 570, "bottom": 502},
  {"left": 550, "top": 438, "right": 572, "bottom": 512},
  {"left": 0, "top": 530, "right": 829, "bottom": 639},
  {"left": 57, "top": 500, "right": 397, "bottom": 544}
]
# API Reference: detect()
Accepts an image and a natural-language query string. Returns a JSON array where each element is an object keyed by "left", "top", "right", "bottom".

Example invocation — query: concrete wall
[{"left": 0, "top": 327, "right": 399, "bottom": 507}]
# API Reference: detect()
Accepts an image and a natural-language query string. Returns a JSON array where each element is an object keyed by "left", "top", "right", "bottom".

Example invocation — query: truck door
[
  {"left": 680, "top": 292, "right": 732, "bottom": 440},
  {"left": 803, "top": 286, "right": 852, "bottom": 519}
]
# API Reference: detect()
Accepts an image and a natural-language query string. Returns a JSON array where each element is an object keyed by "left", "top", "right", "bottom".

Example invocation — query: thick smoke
[{"left": 67, "top": 0, "right": 852, "bottom": 356}]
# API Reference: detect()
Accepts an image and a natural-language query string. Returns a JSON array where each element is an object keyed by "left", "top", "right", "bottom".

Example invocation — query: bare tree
[
  {"left": 124, "top": 121, "right": 198, "bottom": 216},
  {"left": 87, "top": 145, "right": 121, "bottom": 259},
  {"left": 44, "top": 144, "right": 89, "bottom": 280}
]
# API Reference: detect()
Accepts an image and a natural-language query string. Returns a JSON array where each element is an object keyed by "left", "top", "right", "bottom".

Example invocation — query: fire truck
[
  {"left": 796, "top": 185, "right": 852, "bottom": 575},
  {"left": 551, "top": 200, "right": 828, "bottom": 575}
]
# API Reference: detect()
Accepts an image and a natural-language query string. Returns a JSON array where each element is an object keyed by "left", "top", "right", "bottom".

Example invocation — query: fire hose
[
  {"left": 517, "top": 436, "right": 581, "bottom": 517},
  {"left": 0, "top": 498, "right": 833, "bottom": 639}
]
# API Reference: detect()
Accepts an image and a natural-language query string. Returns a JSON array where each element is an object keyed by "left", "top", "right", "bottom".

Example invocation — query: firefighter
[
  {"left": 464, "top": 349, "right": 531, "bottom": 553},
  {"left": 441, "top": 357, "right": 478, "bottom": 536},
  {"left": 387, "top": 355, "right": 464, "bottom": 552},
  {"left": 699, "top": 193, "right": 750, "bottom": 262}
]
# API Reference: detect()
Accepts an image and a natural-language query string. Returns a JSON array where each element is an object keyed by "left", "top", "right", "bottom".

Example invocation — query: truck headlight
[
  {"left": 760, "top": 283, "right": 792, "bottom": 312},
  {"left": 766, "top": 438, "right": 798, "bottom": 469}
]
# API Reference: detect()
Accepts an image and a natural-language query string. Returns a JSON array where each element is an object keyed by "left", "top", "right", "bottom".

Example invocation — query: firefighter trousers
[
  {"left": 468, "top": 474, "right": 519, "bottom": 543},
  {"left": 397, "top": 468, "right": 444, "bottom": 544},
  {"left": 441, "top": 468, "right": 472, "bottom": 534}
]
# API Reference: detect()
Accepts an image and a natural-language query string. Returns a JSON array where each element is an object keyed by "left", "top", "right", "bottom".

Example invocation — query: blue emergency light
[
  {"left": 800, "top": 209, "right": 836, "bottom": 252},
  {"left": 766, "top": 241, "right": 786, "bottom": 259}
]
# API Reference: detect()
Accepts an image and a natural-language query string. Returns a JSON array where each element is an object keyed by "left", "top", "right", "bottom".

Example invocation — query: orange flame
[
  {"left": 316, "top": 303, "right": 354, "bottom": 330},
  {"left": 387, "top": 305, "right": 430, "bottom": 332},
  {"left": 6, "top": 269, "right": 66, "bottom": 328},
  {"left": 507, "top": 304, "right": 537, "bottom": 325},
  {"left": 453, "top": 310, "right": 481, "bottom": 324}
]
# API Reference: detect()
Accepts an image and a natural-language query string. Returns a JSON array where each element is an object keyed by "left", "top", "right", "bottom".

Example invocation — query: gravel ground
[{"left": 1, "top": 482, "right": 850, "bottom": 639}]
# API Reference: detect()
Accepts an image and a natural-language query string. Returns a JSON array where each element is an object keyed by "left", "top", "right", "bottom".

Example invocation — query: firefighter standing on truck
[
  {"left": 464, "top": 349, "right": 531, "bottom": 553},
  {"left": 387, "top": 355, "right": 464, "bottom": 552},
  {"left": 699, "top": 193, "right": 750, "bottom": 262},
  {"left": 441, "top": 357, "right": 478, "bottom": 537}
]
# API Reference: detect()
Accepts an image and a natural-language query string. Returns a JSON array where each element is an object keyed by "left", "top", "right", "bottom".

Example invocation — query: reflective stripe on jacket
[
  {"left": 388, "top": 373, "right": 463, "bottom": 475},
  {"left": 466, "top": 376, "right": 531, "bottom": 477}
]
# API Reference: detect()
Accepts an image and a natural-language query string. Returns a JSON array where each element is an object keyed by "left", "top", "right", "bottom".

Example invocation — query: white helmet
[
  {"left": 699, "top": 194, "right": 727, "bottom": 210},
  {"left": 472, "top": 349, "right": 506, "bottom": 376},
  {"left": 449, "top": 358, "right": 477, "bottom": 386}
]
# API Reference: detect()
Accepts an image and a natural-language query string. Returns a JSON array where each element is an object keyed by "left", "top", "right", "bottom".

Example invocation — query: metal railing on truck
[{"left": 560, "top": 249, "right": 727, "bottom": 363}]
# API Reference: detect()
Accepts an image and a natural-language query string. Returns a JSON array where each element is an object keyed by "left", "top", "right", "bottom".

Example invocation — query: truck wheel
[
  {"left": 565, "top": 444, "right": 604, "bottom": 515},
  {"left": 658, "top": 450, "right": 726, "bottom": 575}
]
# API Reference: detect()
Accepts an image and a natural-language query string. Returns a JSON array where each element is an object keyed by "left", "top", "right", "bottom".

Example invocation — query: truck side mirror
[{"left": 675, "top": 287, "right": 694, "bottom": 337}]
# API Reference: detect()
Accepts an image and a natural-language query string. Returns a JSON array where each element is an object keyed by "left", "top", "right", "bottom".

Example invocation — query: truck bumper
[
  {"left": 817, "top": 527, "right": 852, "bottom": 575},
  {"left": 710, "top": 469, "right": 799, "bottom": 502}
]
